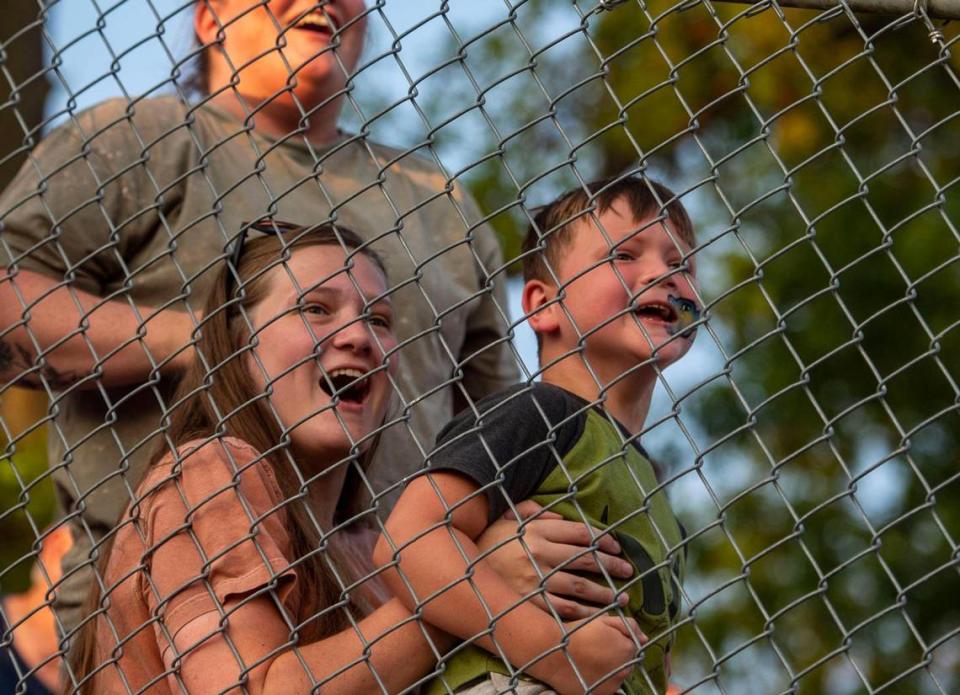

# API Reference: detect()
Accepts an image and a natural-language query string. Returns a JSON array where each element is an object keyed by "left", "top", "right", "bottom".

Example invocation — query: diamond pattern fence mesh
[{"left": 0, "top": 0, "right": 958, "bottom": 693}]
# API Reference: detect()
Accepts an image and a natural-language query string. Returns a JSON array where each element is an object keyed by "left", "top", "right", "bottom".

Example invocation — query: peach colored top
[{"left": 88, "top": 437, "right": 299, "bottom": 694}]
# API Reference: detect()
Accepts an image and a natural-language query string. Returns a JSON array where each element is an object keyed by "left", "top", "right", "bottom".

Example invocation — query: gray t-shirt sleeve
[
  {"left": 0, "top": 99, "right": 175, "bottom": 294},
  {"left": 455, "top": 192, "right": 520, "bottom": 400},
  {"left": 426, "top": 383, "right": 585, "bottom": 522}
]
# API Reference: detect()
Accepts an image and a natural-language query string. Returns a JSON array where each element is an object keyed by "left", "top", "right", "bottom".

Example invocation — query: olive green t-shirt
[
  {"left": 425, "top": 382, "right": 687, "bottom": 695},
  {"left": 0, "top": 96, "right": 518, "bottom": 627}
]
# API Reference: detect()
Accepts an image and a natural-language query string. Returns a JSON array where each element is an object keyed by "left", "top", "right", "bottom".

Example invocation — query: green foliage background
[
  {"left": 0, "top": 0, "right": 56, "bottom": 597},
  {"left": 402, "top": 2, "right": 960, "bottom": 692},
  {"left": 0, "top": 428, "right": 55, "bottom": 594}
]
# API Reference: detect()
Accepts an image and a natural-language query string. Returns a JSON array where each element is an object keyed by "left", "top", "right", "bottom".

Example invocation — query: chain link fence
[{"left": 1, "top": 0, "right": 958, "bottom": 693}]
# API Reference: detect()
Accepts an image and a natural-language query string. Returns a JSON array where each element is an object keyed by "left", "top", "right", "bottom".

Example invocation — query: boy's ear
[{"left": 522, "top": 279, "right": 561, "bottom": 336}]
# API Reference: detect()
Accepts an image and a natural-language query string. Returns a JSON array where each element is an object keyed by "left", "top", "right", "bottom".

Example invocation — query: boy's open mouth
[
  {"left": 634, "top": 301, "right": 678, "bottom": 323},
  {"left": 320, "top": 368, "right": 370, "bottom": 404},
  {"left": 634, "top": 295, "right": 701, "bottom": 338}
]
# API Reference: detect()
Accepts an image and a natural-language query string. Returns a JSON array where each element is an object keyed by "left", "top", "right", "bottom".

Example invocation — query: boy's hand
[
  {"left": 533, "top": 614, "right": 646, "bottom": 695},
  {"left": 478, "top": 500, "right": 634, "bottom": 619}
]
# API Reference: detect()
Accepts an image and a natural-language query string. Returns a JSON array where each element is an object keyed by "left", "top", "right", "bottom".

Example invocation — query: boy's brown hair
[{"left": 522, "top": 175, "right": 695, "bottom": 284}]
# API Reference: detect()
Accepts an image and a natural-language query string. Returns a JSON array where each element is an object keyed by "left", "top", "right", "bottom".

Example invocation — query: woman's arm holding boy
[
  {"left": 165, "top": 592, "right": 453, "bottom": 694},
  {"left": 480, "top": 499, "right": 635, "bottom": 620},
  {"left": 373, "top": 471, "right": 643, "bottom": 695},
  {"left": 137, "top": 441, "right": 452, "bottom": 695}
]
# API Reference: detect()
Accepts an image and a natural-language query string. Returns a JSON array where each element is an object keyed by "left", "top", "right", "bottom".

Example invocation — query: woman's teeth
[{"left": 320, "top": 368, "right": 370, "bottom": 403}]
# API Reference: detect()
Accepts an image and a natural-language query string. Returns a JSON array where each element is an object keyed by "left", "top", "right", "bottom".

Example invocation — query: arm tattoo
[
  {"left": 0, "top": 339, "right": 81, "bottom": 390},
  {"left": 0, "top": 340, "right": 12, "bottom": 374}
]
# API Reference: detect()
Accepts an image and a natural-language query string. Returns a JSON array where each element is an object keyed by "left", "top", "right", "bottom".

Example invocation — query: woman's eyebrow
[
  {"left": 294, "top": 287, "right": 393, "bottom": 309},
  {"left": 294, "top": 286, "right": 339, "bottom": 304},
  {"left": 366, "top": 296, "right": 394, "bottom": 314}
]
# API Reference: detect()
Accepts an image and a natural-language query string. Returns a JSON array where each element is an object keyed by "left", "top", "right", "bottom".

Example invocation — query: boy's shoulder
[
  {"left": 439, "top": 381, "right": 590, "bottom": 438},
  {"left": 428, "top": 383, "right": 595, "bottom": 522}
]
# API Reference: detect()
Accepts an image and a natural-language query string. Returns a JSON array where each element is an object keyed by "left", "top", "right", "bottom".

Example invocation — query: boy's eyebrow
[
  {"left": 608, "top": 221, "right": 691, "bottom": 249},
  {"left": 606, "top": 227, "right": 658, "bottom": 249}
]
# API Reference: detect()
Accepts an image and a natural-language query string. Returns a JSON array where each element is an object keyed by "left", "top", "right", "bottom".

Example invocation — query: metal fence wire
[{"left": 0, "top": 0, "right": 958, "bottom": 693}]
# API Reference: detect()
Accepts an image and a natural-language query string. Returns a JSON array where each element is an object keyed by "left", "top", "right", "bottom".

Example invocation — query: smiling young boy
[{"left": 374, "top": 175, "right": 699, "bottom": 695}]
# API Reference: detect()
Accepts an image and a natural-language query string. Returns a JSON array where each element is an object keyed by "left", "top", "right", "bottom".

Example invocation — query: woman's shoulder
[
  {"left": 150, "top": 434, "right": 259, "bottom": 469},
  {"left": 136, "top": 436, "right": 283, "bottom": 512}
]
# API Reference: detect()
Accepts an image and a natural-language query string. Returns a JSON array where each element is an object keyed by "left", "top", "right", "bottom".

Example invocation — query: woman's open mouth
[{"left": 319, "top": 368, "right": 371, "bottom": 404}]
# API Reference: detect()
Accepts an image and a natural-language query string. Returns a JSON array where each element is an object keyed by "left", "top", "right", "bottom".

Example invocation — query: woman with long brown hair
[{"left": 69, "top": 223, "right": 455, "bottom": 692}]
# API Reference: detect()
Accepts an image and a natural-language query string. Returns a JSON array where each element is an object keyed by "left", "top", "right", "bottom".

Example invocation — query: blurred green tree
[{"left": 411, "top": 1, "right": 960, "bottom": 692}]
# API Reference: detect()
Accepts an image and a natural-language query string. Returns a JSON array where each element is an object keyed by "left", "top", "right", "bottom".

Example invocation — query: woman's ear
[{"left": 522, "top": 278, "right": 560, "bottom": 337}]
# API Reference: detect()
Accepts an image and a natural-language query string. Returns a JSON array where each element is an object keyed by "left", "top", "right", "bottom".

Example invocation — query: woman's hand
[
  {"left": 534, "top": 615, "right": 647, "bottom": 695},
  {"left": 476, "top": 500, "right": 634, "bottom": 620}
]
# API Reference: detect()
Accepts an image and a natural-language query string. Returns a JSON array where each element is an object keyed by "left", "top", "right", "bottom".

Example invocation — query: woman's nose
[{"left": 329, "top": 316, "right": 374, "bottom": 354}]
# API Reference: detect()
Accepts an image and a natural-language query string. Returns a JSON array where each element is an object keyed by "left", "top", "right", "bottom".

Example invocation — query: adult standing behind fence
[{"left": 0, "top": 0, "right": 517, "bottom": 640}]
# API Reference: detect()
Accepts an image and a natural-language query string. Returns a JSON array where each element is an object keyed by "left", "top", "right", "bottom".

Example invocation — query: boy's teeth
[{"left": 637, "top": 303, "right": 673, "bottom": 320}]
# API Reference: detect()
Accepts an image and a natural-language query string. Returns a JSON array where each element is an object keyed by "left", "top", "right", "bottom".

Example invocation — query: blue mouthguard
[{"left": 667, "top": 294, "right": 700, "bottom": 337}]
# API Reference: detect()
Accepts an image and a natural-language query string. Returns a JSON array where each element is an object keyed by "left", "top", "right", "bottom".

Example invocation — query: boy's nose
[{"left": 639, "top": 258, "right": 680, "bottom": 291}]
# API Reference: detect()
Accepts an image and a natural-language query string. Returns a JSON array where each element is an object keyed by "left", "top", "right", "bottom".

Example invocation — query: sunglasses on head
[{"left": 225, "top": 218, "right": 311, "bottom": 296}]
